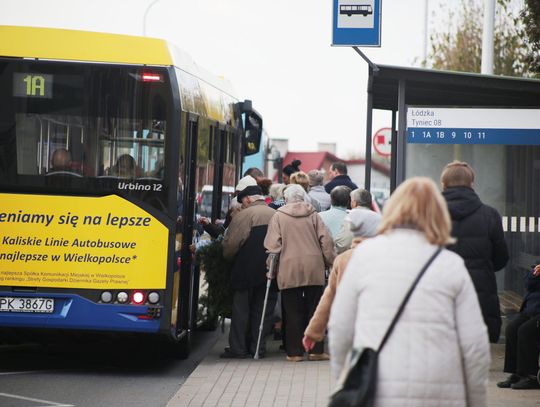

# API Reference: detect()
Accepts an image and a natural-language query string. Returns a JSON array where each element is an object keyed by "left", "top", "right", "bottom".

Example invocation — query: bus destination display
[
  {"left": 406, "top": 107, "right": 540, "bottom": 145},
  {"left": 13, "top": 73, "right": 53, "bottom": 99}
]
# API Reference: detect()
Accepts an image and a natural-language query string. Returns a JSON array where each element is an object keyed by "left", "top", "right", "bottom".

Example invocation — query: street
[{"left": 0, "top": 330, "right": 222, "bottom": 407}]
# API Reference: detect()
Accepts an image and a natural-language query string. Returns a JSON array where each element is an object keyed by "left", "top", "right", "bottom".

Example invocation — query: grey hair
[
  {"left": 269, "top": 183, "right": 286, "bottom": 201},
  {"left": 307, "top": 169, "right": 324, "bottom": 186},
  {"left": 351, "top": 188, "right": 373, "bottom": 209},
  {"left": 284, "top": 184, "right": 306, "bottom": 203}
]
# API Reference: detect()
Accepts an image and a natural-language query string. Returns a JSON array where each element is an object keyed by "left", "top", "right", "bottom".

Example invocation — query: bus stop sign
[{"left": 332, "top": 0, "right": 381, "bottom": 46}]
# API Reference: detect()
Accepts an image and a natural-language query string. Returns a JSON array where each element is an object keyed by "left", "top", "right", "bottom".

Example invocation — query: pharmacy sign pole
[{"left": 332, "top": 0, "right": 382, "bottom": 189}]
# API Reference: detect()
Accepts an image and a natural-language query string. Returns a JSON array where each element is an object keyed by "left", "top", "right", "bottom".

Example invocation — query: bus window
[
  {"left": 1, "top": 60, "right": 170, "bottom": 182},
  {"left": 99, "top": 118, "right": 166, "bottom": 179},
  {"left": 15, "top": 114, "right": 85, "bottom": 176}
]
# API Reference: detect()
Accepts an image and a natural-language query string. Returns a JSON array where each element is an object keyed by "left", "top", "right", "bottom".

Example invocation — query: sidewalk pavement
[{"left": 168, "top": 329, "right": 540, "bottom": 407}]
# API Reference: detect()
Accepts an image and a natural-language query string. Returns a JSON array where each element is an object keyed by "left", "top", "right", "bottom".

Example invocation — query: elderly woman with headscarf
[
  {"left": 302, "top": 207, "right": 381, "bottom": 352},
  {"left": 328, "top": 177, "right": 490, "bottom": 407},
  {"left": 264, "top": 184, "right": 335, "bottom": 362}
]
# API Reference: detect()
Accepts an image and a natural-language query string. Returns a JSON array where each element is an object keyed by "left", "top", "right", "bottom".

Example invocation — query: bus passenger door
[
  {"left": 211, "top": 124, "right": 225, "bottom": 223},
  {"left": 177, "top": 113, "right": 198, "bottom": 343}
]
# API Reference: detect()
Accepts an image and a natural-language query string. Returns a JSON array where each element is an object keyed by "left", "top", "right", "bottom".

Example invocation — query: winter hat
[
  {"left": 235, "top": 175, "right": 257, "bottom": 192},
  {"left": 346, "top": 208, "right": 382, "bottom": 238},
  {"left": 237, "top": 185, "right": 263, "bottom": 203}
]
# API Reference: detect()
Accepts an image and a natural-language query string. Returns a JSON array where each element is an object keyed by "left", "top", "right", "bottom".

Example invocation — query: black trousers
[
  {"left": 229, "top": 283, "right": 277, "bottom": 356},
  {"left": 281, "top": 285, "right": 324, "bottom": 357},
  {"left": 503, "top": 313, "right": 540, "bottom": 376}
]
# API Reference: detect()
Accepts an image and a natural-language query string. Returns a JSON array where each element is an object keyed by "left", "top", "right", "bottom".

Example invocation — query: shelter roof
[{"left": 370, "top": 65, "right": 540, "bottom": 111}]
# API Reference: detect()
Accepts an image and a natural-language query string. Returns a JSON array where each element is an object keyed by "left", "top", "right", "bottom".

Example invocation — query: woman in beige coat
[
  {"left": 264, "top": 184, "right": 335, "bottom": 361},
  {"left": 302, "top": 207, "right": 381, "bottom": 351}
]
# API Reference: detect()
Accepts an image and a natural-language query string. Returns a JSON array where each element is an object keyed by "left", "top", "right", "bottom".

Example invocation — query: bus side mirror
[{"left": 243, "top": 111, "right": 262, "bottom": 157}]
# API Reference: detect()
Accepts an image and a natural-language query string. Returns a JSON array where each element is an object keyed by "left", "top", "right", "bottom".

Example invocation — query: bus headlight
[
  {"left": 117, "top": 292, "right": 129, "bottom": 303},
  {"left": 100, "top": 291, "right": 113, "bottom": 303},
  {"left": 147, "top": 292, "right": 160, "bottom": 304}
]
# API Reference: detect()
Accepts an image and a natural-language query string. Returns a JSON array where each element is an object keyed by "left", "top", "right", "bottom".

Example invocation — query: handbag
[{"left": 328, "top": 247, "right": 442, "bottom": 407}]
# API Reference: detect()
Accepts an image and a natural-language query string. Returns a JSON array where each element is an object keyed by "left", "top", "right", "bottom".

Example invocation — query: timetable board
[{"left": 406, "top": 108, "right": 540, "bottom": 145}]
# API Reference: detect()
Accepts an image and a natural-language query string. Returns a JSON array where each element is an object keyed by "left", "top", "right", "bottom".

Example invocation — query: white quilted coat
[{"left": 328, "top": 229, "right": 490, "bottom": 407}]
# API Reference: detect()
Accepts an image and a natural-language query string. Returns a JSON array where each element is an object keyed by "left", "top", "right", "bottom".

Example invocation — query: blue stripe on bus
[
  {"left": 0, "top": 292, "right": 161, "bottom": 333},
  {"left": 407, "top": 128, "right": 540, "bottom": 145}
]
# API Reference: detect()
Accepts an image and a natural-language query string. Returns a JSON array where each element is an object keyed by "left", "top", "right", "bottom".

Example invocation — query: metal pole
[
  {"left": 352, "top": 47, "right": 379, "bottom": 72},
  {"left": 423, "top": 0, "right": 429, "bottom": 65},
  {"left": 365, "top": 78, "right": 374, "bottom": 190},
  {"left": 254, "top": 253, "right": 278, "bottom": 360},
  {"left": 253, "top": 277, "right": 272, "bottom": 360},
  {"left": 353, "top": 47, "right": 378, "bottom": 190},
  {"left": 390, "top": 110, "right": 397, "bottom": 192},
  {"left": 396, "top": 80, "right": 407, "bottom": 186},
  {"left": 143, "top": 0, "right": 160, "bottom": 36},
  {"left": 481, "top": 0, "right": 495, "bottom": 74},
  {"left": 276, "top": 158, "right": 283, "bottom": 183}
]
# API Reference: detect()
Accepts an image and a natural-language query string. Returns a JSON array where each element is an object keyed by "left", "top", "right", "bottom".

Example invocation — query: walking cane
[{"left": 253, "top": 252, "right": 278, "bottom": 360}]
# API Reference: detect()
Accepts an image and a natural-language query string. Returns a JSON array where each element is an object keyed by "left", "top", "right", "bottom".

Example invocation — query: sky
[{"left": 2, "top": 0, "right": 460, "bottom": 158}]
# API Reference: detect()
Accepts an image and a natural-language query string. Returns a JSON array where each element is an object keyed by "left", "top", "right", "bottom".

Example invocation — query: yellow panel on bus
[
  {"left": 0, "top": 26, "right": 173, "bottom": 66},
  {"left": 0, "top": 194, "right": 168, "bottom": 289}
]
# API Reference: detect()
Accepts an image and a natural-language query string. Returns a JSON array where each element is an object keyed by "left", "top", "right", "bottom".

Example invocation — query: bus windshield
[{"left": 0, "top": 59, "right": 172, "bottom": 184}]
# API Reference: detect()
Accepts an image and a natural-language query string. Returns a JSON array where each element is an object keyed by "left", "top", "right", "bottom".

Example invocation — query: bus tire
[
  {"left": 162, "top": 331, "right": 190, "bottom": 359},
  {"left": 176, "top": 333, "right": 190, "bottom": 359}
]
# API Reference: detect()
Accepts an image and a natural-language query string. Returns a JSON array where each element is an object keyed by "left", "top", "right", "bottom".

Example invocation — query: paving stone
[{"left": 168, "top": 326, "right": 540, "bottom": 407}]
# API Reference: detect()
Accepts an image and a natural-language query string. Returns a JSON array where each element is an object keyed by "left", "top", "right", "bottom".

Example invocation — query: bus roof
[
  {"left": 0, "top": 25, "right": 237, "bottom": 101},
  {"left": 0, "top": 26, "right": 172, "bottom": 66}
]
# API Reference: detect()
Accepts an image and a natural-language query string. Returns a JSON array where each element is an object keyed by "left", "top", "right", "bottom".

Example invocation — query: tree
[
  {"left": 427, "top": 0, "right": 533, "bottom": 77},
  {"left": 520, "top": 0, "right": 540, "bottom": 77}
]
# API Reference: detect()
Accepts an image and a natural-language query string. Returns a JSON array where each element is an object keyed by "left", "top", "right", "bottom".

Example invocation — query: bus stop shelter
[{"left": 364, "top": 64, "right": 540, "bottom": 295}]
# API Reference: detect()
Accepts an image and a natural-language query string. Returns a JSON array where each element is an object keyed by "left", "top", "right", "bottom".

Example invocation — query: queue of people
[{"left": 200, "top": 159, "right": 538, "bottom": 404}]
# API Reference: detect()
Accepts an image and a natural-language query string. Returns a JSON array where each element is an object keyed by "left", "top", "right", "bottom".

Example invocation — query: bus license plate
[{"left": 0, "top": 297, "right": 54, "bottom": 313}]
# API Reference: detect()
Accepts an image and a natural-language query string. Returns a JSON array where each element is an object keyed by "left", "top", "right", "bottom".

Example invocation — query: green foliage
[
  {"left": 428, "top": 1, "right": 482, "bottom": 73},
  {"left": 427, "top": 0, "right": 533, "bottom": 77},
  {"left": 520, "top": 0, "right": 540, "bottom": 77},
  {"left": 195, "top": 239, "right": 233, "bottom": 321}
]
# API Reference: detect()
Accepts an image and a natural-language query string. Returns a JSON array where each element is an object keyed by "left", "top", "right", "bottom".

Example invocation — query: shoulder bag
[{"left": 328, "top": 247, "right": 442, "bottom": 407}]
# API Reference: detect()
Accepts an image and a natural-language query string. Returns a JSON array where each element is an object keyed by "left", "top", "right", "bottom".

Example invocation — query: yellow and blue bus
[{"left": 0, "top": 26, "right": 263, "bottom": 355}]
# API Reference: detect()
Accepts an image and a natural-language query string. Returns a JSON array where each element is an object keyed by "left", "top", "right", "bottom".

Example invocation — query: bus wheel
[
  {"left": 162, "top": 331, "right": 190, "bottom": 359},
  {"left": 176, "top": 333, "right": 190, "bottom": 359}
]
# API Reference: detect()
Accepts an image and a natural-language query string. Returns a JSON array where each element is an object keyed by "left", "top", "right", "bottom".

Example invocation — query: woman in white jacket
[{"left": 328, "top": 177, "right": 490, "bottom": 407}]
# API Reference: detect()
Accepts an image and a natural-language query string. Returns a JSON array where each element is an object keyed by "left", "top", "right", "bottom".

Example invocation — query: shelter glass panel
[{"left": 405, "top": 142, "right": 540, "bottom": 296}]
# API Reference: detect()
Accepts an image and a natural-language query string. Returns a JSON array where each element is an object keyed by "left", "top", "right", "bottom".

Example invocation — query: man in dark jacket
[
  {"left": 441, "top": 161, "right": 509, "bottom": 343},
  {"left": 324, "top": 162, "right": 358, "bottom": 194},
  {"left": 221, "top": 184, "right": 276, "bottom": 358}
]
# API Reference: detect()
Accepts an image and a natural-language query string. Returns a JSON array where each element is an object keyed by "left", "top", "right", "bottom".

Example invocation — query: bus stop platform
[{"left": 167, "top": 327, "right": 540, "bottom": 407}]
